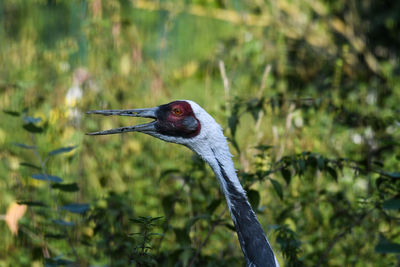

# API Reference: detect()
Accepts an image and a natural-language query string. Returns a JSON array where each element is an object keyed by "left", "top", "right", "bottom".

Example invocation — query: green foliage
[
  {"left": 8, "top": 113, "right": 81, "bottom": 265},
  {"left": 1, "top": 0, "right": 400, "bottom": 266},
  {"left": 129, "top": 216, "right": 162, "bottom": 266}
]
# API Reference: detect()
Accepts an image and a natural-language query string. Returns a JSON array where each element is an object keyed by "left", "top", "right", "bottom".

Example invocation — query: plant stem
[
  {"left": 187, "top": 207, "right": 227, "bottom": 267},
  {"left": 30, "top": 134, "right": 79, "bottom": 262}
]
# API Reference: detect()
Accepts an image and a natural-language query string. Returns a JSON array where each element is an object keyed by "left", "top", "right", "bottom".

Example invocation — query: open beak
[{"left": 86, "top": 107, "right": 158, "bottom": 135}]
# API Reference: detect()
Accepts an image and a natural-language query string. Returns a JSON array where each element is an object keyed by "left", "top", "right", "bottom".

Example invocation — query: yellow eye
[{"left": 172, "top": 108, "right": 183, "bottom": 116}]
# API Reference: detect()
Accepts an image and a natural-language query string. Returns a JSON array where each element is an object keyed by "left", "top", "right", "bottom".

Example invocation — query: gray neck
[
  {"left": 213, "top": 155, "right": 278, "bottom": 267},
  {"left": 192, "top": 143, "right": 278, "bottom": 267}
]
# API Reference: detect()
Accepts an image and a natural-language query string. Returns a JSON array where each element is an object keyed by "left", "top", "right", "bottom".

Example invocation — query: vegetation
[{"left": 0, "top": 0, "right": 399, "bottom": 266}]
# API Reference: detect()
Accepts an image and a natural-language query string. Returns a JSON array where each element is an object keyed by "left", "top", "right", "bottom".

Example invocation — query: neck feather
[{"left": 190, "top": 140, "right": 278, "bottom": 267}]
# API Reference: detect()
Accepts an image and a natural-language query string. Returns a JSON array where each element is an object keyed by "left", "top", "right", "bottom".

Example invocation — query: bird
[{"left": 87, "top": 100, "right": 279, "bottom": 267}]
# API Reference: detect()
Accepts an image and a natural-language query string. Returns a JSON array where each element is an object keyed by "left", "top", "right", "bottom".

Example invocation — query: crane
[{"left": 87, "top": 100, "right": 279, "bottom": 267}]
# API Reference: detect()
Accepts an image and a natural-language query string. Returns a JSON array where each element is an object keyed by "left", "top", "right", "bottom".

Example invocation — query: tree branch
[
  {"left": 316, "top": 212, "right": 367, "bottom": 267},
  {"left": 187, "top": 208, "right": 227, "bottom": 267}
]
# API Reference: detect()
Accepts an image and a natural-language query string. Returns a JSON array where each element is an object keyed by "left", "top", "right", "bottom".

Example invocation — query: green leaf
[
  {"left": 17, "top": 201, "right": 47, "bottom": 207},
  {"left": 281, "top": 168, "right": 291, "bottom": 184},
  {"left": 326, "top": 166, "right": 338, "bottom": 182},
  {"left": 45, "top": 257, "right": 74, "bottom": 265},
  {"left": 229, "top": 137, "right": 241, "bottom": 154},
  {"left": 20, "top": 162, "right": 41, "bottom": 170},
  {"left": 160, "top": 169, "right": 181, "bottom": 178},
  {"left": 375, "top": 242, "right": 400, "bottom": 253},
  {"left": 161, "top": 194, "right": 176, "bottom": 216},
  {"left": 31, "top": 174, "right": 63, "bottom": 183},
  {"left": 173, "top": 227, "right": 191, "bottom": 247},
  {"left": 3, "top": 110, "right": 20, "bottom": 116},
  {"left": 51, "top": 183, "right": 79, "bottom": 192},
  {"left": 52, "top": 219, "right": 75, "bottom": 226},
  {"left": 12, "top": 143, "right": 36, "bottom": 149},
  {"left": 61, "top": 203, "right": 90, "bottom": 214},
  {"left": 23, "top": 123, "right": 43, "bottom": 133},
  {"left": 270, "top": 178, "right": 283, "bottom": 199},
  {"left": 317, "top": 156, "right": 325, "bottom": 170},
  {"left": 223, "top": 223, "right": 236, "bottom": 232},
  {"left": 185, "top": 214, "right": 209, "bottom": 230},
  {"left": 298, "top": 159, "right": 306, "bottom": 172},
  {"left": 375, "top": 177, "right": 385, "bottom": 189},
  {"left": 382, "top": 172, "right": 400, "bottom": 179},
  {"left": 48, "top": 146, "right": 77, "bottom": 156},
  {"left": 45, "top": 233, "right": 67, "bottom": 239},
  {"left": 23, "top": 116, "right": 42, "bottom": 124},
  {"left": 206, "top": 199, "right": 221, "bottom": 214},
  {"left": 254, "top": 145, "right": 274, "bottom": 151},
  {"left": 247, "top": 189, "right": 261, "bottom": 209},
  {"left": 228, "top": 115, "right": 239, "bottom": 136},
  {"left": 382, "top": 198, "right": 400, "bottom": 210},
  {"left": 130, "top": 216, "right": 163, "bottom": 225},
  {"left": 149, "top": 216, "right": 164, "bottom": 223}
]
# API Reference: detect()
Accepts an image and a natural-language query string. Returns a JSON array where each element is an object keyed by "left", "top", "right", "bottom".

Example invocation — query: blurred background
[{"left": 0, "top": 0, "right": 399, "bottom": 266}]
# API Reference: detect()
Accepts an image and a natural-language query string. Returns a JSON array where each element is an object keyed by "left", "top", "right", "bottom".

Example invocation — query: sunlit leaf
[
  {"left": 61, "top": 203, "right": 90, "bottom": 214},
  {"left": 12, "top": 143, "right": 36, "bottom": 149},
  {"left": 48, "top": 146, "right": 77, "bottom": 156},
  {"left": 31, "top": 174, "right": 63, "bottom": 183},
  {"left": 270, "top": 178, "right": 283, "bottom": 200},
  {"left": 382, "top": 198, "right": 400, "bottom": 210},
  {"left": 4, "top": 202, "right": 27, "bottom": 235},
  {"left": 51, "top": 183, "right": 79, "bottom": 192}
]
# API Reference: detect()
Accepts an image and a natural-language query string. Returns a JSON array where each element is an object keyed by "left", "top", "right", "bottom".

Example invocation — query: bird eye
[{"left": 172, "top": 107, "right": 183, "bottom": 116}]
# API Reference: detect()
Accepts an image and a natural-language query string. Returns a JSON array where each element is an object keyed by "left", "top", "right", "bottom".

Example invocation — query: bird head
[{"left": 86, "top": 100, "right": 220, "bottom": 147}]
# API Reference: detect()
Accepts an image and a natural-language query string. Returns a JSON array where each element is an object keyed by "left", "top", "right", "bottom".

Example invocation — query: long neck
[{"left": 190, "top": 139, "right": 279, "bottom": 267}]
